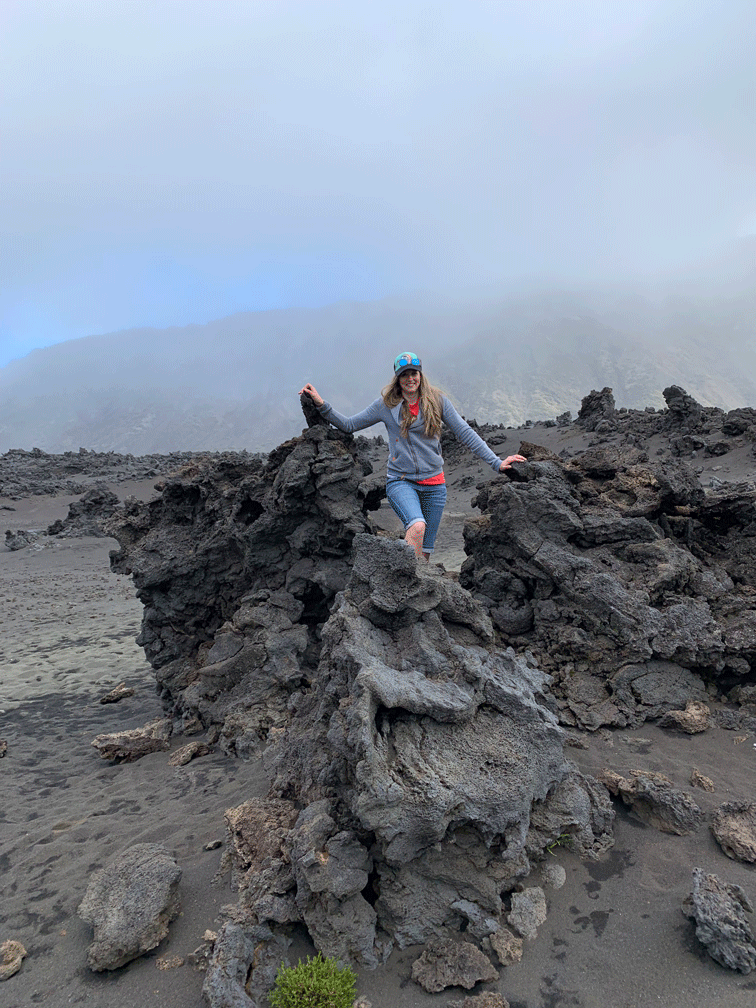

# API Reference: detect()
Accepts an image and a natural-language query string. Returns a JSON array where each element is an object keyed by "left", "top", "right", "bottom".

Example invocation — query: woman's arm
[
  {"left": 441, "top": 397, "right": 526, "bottom": 472},
  {"left": 299, "top": 384, "right": 384, "bottom": 433}
]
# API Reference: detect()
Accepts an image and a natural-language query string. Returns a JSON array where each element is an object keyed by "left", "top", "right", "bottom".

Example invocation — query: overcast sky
[{"left": 2, "top": 0, "right": 755, "bottom": 366}]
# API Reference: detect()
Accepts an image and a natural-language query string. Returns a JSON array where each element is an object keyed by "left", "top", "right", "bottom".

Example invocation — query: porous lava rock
[
  {"left": 105, "top": 425, "right": 383, "bottom": 748},
  {"left": 487, "top": 927, "right": 523, "bottom": 966},
  {"left": 657, "top": 699, "right": 711, "bottom": 733},
  {"left": 78, "top": 843, "right": 182, "bottom": 971},
  {"left": 598, "top": 769, "right": 703, "bottom": 835},
  {"left": 262, "top": 535, "right": 612, "bottom": 961},
  {"left": 90, "top": 717, "right": 172, "bottom": 762},
  {"left": 682, "top": 868, "right": 756, "bottom": 974},
  {"left": 507, "top": 886, "right": 547, "bottom": 939},
  {"left": 410, "top": 937, "right": 498, "bottom": 993},
  {"left": 577, "top": 387, "right": 616, "bottom": 431},
  {"left": 202, "top": 920, "right": 290, "bottom": 1008},
  {"left": 0, "top": 940, "right": 26, "bottom": 980},
  {"left": 449, "top": 995, "right": 510, "bottom": 1008},
  {"left": 663, "top": 385, "right": 705, "bottom": 433},
  {"left": 0, "top": 446, "right": 217, "bottom": 499},
  {"left": 4, "top": 528, "right": 42, "bottom": 550},
  {"left": 47, "top": 486, "right": 120, "bottom": 537},
  {"left": 710, "top": 802, "right": 756, "bottom": 863},
  {"left": 460, "top": 435, "right": 756, "bottom": 729},
  {"left": 103, "top": 411, "right": 617, "bottom": 980}
]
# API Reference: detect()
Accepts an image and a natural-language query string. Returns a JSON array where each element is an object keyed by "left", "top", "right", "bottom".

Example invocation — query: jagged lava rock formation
[
  {"left": 103, "top": 384, "right": 756, "bottom": 993},
  {"left": 105, "top": 410, "right": 613, "bottom": 988},
  {"left": 461, "top": 387, "right": 756, "bottom": 730},
  {"left": 0, "top": 446, "right": 227, "bottom": 499}
]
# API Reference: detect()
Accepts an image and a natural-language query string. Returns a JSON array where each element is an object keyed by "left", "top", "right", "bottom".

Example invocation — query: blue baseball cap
[{"left": 394, "top": 351, "right": 422, "bottom": 376}]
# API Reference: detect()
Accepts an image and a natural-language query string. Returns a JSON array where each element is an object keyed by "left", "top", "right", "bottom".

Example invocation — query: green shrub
[{"left": 269, "top": 952, "right": 357, "bottom": 1008}]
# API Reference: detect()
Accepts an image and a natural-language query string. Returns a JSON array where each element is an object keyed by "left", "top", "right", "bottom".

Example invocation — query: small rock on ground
[{"left": 411, "top": 938, "right": 498, "bottom": 993}]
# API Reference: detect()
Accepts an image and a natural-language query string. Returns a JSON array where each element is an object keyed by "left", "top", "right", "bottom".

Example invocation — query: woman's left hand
[{"left": 499, "top": 454, "right": 527, "bottom": 472}]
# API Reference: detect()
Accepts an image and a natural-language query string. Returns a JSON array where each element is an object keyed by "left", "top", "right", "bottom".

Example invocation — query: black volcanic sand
[{"left": 2, "top": 434, "right": 756, "bottom": 1008}]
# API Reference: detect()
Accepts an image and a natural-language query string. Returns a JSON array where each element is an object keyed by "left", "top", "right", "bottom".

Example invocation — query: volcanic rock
[
  {"left": 0, "top": 940, "right": 26, "bottom": 980},
  {"left": 202, "top": 920, "right": 290, "bottom": 1008},
  {"left": 710, "top": 803, "right": 756, "bottom": 863},
  {"left": 448, "top": 996, "right": 510, "bottom": 1008},
  {"left": 460, "top": 435, "right": 756, "bottom": 729},
  {"left": 4, "top": 528, "right": 42, "bottom": 550},
  {"left": 682, "top": 868, "right": 756, "bottom": 974},
  {"left": 690, "top": 769, "right": 715, "bottom": 791},
  {"left": 98, "top": 682, "right": 135, "bottom": 704},
  {"left": 104, "top": 427, "right": 381, "bottom": 738},
  {"left": 90, "top": 718, "right": 172, "bottom": 761},
  {"left": 598, "top": 769, "right": 703, "bottom": 835},
  {"left": 487, "top": 926, "right": 523, "bottom": 966},
  {"left": 411, "top": 938, "right": 498, "bottom": 993},
  {"left": 657, "top": 700, "right": 711, "bottom": 733},
  {"left": 0, "top": 446, "right": 221, "bottom": 499},
  {"left": 47, "top": 487, "right": 120, "bottom": 537},
  {"left": 663, "top": 385, "right": 704, "bottom": 432},
  {"left": 264, "top": 534, "right": 610, "bottom": 957},
  {"left": 78, "top": 843, "right": 182, "bottom": 971},
  {"left": 101, "top": 425, "right": 614, "bottom": 971},
  {"left": 168, "top": 740, "right": 211, "bottom": 766},
  {"left": 577, "top": 387, "right": 616, "bottom": 431},
  {"left": 507, "top": 886, "right": 547, "bottom": 940}
]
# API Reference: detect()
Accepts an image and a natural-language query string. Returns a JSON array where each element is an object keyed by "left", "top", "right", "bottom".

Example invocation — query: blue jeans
[{"left": 385, "top": 477, "right": 447, "bottom": 553}]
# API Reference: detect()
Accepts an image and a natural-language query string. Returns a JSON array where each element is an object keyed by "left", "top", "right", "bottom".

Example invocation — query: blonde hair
[{"left": 382, "top": 371, "right": 443, "bottom": 438}]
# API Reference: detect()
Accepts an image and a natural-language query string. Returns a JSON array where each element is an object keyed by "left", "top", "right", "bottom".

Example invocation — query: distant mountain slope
[
  {"left": 436, "top": 291, "right": 756, "bottom": 425},
  {"left": 2, "top": 262, "right": 756, "bottom": 453}
]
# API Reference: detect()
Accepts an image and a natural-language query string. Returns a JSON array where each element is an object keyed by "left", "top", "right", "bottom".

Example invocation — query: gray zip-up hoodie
[{"left": 317, "top": 395, "right": 503, "bottom": 480}]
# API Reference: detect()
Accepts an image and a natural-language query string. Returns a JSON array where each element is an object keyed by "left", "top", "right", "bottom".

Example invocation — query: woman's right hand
[{"left": 299, "top": 382, "right": 324, "bottom": 407}]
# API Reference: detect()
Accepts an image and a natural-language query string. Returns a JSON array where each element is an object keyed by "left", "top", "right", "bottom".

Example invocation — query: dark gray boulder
[
  {"left": 47, "top": 486, "right": 120, "bottom": 537},
  {"left": 663, "top": 385, "right": 704, "bottom": 433},
  {"left": 202, "top": 921, "right": 290, "bottom": 1008},
  {"left": 577, "top": 387, "right": 616, "bottom": 431},
  {"left": 77, "top": 843, "right": 181, "bottom": 971},
  {"left": 682, "top": 868, "right": 756, "bottom": 974},
  {"left": 4, "top": 528, "right": 42, "bottom": 550}
]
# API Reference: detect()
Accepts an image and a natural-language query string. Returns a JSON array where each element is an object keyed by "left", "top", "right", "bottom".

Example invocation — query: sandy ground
[{"left": 2, "top": 459, "right": 756, "bottom": 1008}]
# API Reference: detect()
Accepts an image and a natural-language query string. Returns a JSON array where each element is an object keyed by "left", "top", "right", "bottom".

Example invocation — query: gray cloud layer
[{"left": 2, "top": 1, "right": 755, "bottom": 362}]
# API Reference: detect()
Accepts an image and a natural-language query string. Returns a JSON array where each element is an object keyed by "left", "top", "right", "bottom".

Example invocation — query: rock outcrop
[
  {"left": 460, "top": 433, "right": 756, "bottom": 729},
  {"left": 261, "top": 535, "right": 612, "bottom": 962},
  {"left": 0, "top": 446, "right": 224, "bottom": 499},
  {"left": 100, "top": 386, "right": 756, "bottom": 993},
  {"left": 104, "top": 418, "right": 614, "bottom": 983},
  {"left": 46, "top": 486, "right": 120, "bottom": 537}
]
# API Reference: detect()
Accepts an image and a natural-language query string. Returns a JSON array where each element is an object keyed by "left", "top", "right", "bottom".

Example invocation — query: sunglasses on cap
[{"left": 394, "top": 352, "right": 422, "bottom": 374}]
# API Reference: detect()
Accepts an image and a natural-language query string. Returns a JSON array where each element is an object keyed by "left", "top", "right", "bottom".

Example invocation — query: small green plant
[
  {"left": 269, "top": 952, "right": 357, "bottom": 1008},
  {"left": 545, "top": 832, "right": 572, "bottom": 855}
]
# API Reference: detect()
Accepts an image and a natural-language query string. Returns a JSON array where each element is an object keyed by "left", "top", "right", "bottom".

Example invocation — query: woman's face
[{"left": 399, "top": 369, "right": 421, "bottom": 398}]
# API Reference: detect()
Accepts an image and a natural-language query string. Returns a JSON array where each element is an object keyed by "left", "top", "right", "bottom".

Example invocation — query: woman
[{"left": 300, "top": 351, "right": 526, "bottom": 561}]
